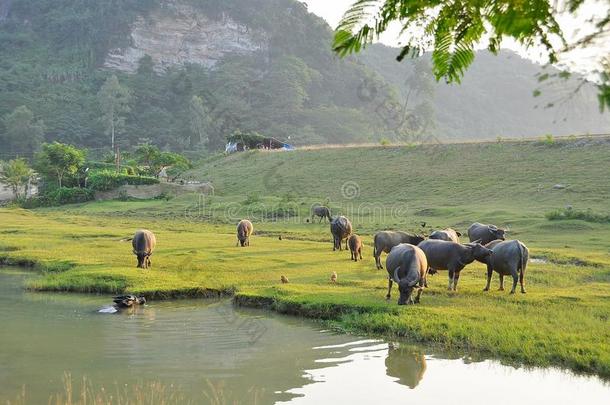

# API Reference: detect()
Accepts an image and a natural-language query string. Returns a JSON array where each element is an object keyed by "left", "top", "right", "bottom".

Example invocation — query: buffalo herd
[{"left": 130, "top": 205, "right": 527, "bottom": 307}]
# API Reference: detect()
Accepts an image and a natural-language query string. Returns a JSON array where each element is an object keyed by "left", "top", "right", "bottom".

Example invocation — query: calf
[{"left": 348, "top": 234, "right": 363, "bottom": 261}]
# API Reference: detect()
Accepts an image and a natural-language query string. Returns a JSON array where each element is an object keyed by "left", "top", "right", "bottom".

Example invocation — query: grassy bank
[{"left": 1, "top": 139, "right": 610, "bottom": 377}]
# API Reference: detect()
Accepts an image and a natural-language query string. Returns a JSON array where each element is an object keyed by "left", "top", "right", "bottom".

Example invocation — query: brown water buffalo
[
  {"left": 373, "top": 231, "right": 425, "bottom": 270},
  {"left": 429, "top": 228, "right": 462, "bottom": 243},
  {"left": 236, "top": 219, "right": 253, "bottom": 247},
  {"left": 385, "top": 243, "right": 428, "bottom": 305},
  {"left": 467, "top": 222, "right": 506, "bottom": 245},
  {"left": 348, "top": 234, "right": 363, "bottom": 261},
  {"left": 330, "top": 216, "right": 352, "bottom": 251},
  {"left": 418, "top": 239, "right": 492, "bottom": 291},
  {"left": 132, "top": 229, "right": 156, "bottom": 269},
  {"left": 311, "top": 205, "right": 332, "bottom": 223},
  {"left": 477, "top": 239, "right": 529, "bottom": 294}
]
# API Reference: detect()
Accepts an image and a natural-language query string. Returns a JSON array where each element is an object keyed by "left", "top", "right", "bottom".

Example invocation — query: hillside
[
  {"left": 362, "top": 46, "right": 610, "bottom": 140},
  {"left": 0, "top": 0, "right": 608, "bottom": 157}
]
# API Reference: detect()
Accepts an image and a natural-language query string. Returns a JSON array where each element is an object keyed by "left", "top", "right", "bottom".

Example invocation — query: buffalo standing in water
[
  {"left": 330, "top": 216, "right": 352, "bottom": 251},
  {"left": 428, "top": 228, "right": 462, "bottom": 243},
  {"left": 373, "top": 231, "right": 425, "bottom": 270},
  {"left": 385, "top": 244, "right": 429, "bottom": 305},
  {"left": 418, "top": 239, "right": 492, "bottom": 291},
  {"left": 132, "top": 230, "right": 156, "bottom": 269},
  {"left": 478, "top": 239, "right": 529, "bottom": 294},
  {"left": 467, "top": 222, "right": 506, "bottom": 245},
  {"left": 311, "top": 205, "right": 332, "bottom": 223},
  {"left": 236, "top": 219, "right": 254, "bottom": 247}
]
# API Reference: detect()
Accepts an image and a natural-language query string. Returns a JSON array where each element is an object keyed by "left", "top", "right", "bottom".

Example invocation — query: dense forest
[
  {"left": 0, "top": 0, "right": 401, "bottom": 158},
  {"left": 0, "top": 0, "right": 608, "bottom": 159}
]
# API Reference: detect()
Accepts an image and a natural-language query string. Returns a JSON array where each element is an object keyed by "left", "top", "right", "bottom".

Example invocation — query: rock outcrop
[{"left": 104, "top": 2, "right": 266, "bottom": 73}]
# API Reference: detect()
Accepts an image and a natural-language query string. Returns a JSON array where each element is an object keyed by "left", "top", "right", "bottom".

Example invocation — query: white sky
[{"left": 305, "top": 0, "right": 609, "bottom": 76}]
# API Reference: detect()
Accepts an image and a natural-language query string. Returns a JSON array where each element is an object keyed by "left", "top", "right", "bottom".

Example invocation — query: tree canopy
[{"left": 333, "top": 0, "right": 610, "bottom": 107}]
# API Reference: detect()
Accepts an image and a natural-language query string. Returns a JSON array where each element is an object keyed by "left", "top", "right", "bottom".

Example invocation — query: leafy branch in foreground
[{"left": 333, "top": 0, "right": 566, "bottom": 84}]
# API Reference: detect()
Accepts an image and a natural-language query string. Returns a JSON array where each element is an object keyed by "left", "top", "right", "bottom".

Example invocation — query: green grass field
[{"left": 1, "top": 139, "right": 609, "bottom": 377}]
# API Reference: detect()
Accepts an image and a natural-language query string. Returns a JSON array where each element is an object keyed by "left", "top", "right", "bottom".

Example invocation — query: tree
[
  {"left": 333, "top": 0, "right": 610, "bottom": 106},
  {"left": 0, "top": 158, "right": 35, "bottom": 199},
  {"left": 134, "top": 144, "right": 191, "bottom": 178},
  {"left": 2, "top": 106, "right": 44, "bottom": 156},
  {"left": 98, "top": 75, "right": 132, "bottom": 151},
  {"left": 35, "top": 142, "right": 86, "bottom": 188},
  {"left": 189, "top": 95, "right": 211, "bottom": 149}
]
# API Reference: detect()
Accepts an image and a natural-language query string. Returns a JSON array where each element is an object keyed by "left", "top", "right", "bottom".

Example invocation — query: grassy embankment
[{"left": 1, "top": 139, "right": 609, "bottom": 377}]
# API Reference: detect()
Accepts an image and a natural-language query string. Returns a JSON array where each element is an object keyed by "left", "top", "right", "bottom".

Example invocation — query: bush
[
  {"left": 88, "top": 171, "right": 159, "bottom": 191},
  {"left": 546, "top": 207, "right": 610, "bottom": 223},
  {"left": 18, "top": 187, "right": 94, "bottom": 208}
]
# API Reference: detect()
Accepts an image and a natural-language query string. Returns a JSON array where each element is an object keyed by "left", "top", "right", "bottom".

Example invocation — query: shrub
[
  {"left": 88, "top": 171, "right": 158, "bottom": 191},
  {"left": 546, "top": 207, "right": 610, "bottom": 223},
  {"left": 18, "top": 187, "right": 94, "bottom": 208},
  {"left": 379, "top": 138, "right": 391, "bottom": 146}
]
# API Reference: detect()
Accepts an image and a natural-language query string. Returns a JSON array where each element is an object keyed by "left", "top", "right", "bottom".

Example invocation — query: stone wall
[{"left": 94, "top": 182, "right": 214, "bottom": 201}]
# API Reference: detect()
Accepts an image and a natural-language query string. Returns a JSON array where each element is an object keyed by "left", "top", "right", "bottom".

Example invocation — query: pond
[{"left": 0, "top": 268, "right": 608, "bottom": 404}]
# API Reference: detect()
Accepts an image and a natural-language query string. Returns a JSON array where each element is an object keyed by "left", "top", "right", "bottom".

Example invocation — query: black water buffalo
[
  {"left": 348, "top": 234, "right": 363, "bottom": 261},
  {"left": 311, "top": 205, "right": 332, "bottom": 223},
  {"left": 330, "top": 216, "right": 352, "bottom": 251},
  {"left": 418, "top": 239, "right": 492, "bottom": 291},
  {"left": 467, "top": 222, "right": 506, "bottom": 245},
  {"left": 385, "top": 243, "right": 429, "bottom": 305},
  {"left": 478, "top": 239, "right": 529, "bottom": 294},
  {"left": 236, "top": 219, "right": 253, "bottom": 247},
  {"left": 428, "top": 228, "right": 462, "bottom": 243},
  {"left": 373, "top": 231, "right": 425, "bottom": 270},
  {"left": 132, "top": 229, "right": 156, "bottom": 269}
]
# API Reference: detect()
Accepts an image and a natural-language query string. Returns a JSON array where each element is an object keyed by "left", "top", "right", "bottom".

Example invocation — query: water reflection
[{"left": 385, "top": 342, "right": 427, "bottom": 389}]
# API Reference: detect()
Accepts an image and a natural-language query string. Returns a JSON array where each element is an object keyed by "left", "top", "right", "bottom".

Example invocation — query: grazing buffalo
[
  {"left": 312, "top": 205, "right": 332, "bottom": 223},
  {"left": 132, "top": 230, "right": 156, "bottom": 269},
  {"left": 467, "top": 222, "right": 506, "bottom": 245},
  {"left": 330, "top": 216, "right": 352, "bottom": 251},
  {"left": 373, "top": 231, "right": 425, "bottom": 270},
  {"left": 236, "top": 219, "right": 254, "bottom": 247},
  {"left": 348, "top": 234, "right": 363, "bottom": 261},
  {"left": 418, "top": 239, "right": 492, "bottom": 291},
  {"left": 428, "top": 228, "right": 462, "bottom": 243},
  {"left": 385, "top": 244, "right": 429, "bottom": 305},
  {"left": 478, "top": 239, "right": 529, "bottom": 294}
]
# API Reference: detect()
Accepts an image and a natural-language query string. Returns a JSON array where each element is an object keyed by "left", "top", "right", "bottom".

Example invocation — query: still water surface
[{"left": 0, "top": 268, "right": 608, "bottom": 404}]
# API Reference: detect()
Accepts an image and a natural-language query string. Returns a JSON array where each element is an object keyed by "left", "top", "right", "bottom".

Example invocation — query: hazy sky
[{"left": 305, "top": 0, "right": 609, "bottom": 75}]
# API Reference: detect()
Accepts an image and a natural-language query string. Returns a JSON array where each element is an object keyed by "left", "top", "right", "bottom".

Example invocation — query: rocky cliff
[{"left": 104, "top": 2, "right": 267, "bottom": 72}]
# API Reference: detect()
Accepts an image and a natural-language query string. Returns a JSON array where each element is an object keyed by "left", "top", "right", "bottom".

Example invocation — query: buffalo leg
[
  {"left": 483, "top": 265, "right": 493, "bottom": 291},
  {"left": 414, "top": 287, "right": 423, "bottom": 304},
  {"left": 520, "top": 271, "right": 526, "bottom": 294},
  {"left": 447, "top": 270, "right": 454, "bottom": 290},
  {"left": 498, "top": 274, "right": 505, "bottom": 291},
  {"left": 386, "top": 279, "right": 393, "bottom": 300},
  {"left": 453, "top": 271, "right": 461, "bottom": 291},
  {"left": 509, "top": 272, "right": 518, "bottom": 294}
]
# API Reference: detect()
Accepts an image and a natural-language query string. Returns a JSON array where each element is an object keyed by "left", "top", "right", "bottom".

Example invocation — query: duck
[
  {"left": 113, "top": 295, "right": 146, "bottom": 308},
  {"left": 281, "top": 275, "right": 289, "bottom": 284},
  {"left": 330, "top": 271, "right": 337, "bottom": 283}
]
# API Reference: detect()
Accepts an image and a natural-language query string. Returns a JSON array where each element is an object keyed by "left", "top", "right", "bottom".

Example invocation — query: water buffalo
[
  {"left": 132, "top": 229, "right": 156, "bottom": 269},
  {"left": 348, "top": 234, "right": 363, "bottom": 261},
  {"left": 312, "top": 205, "right": 332, "bottom": 223},
  {"left": 467, "top": 222, "right": 506, "bottom": 245},
  {"left": 429, "top": 228, "right": 462, "bottom": 243},
  {"left": 236, "top": 219, "right": 253, "bottom": 247},
  {"left": 330, "top": 216, "right": 352, "bottom": 251},
  {"left": 373, "top": 231, "right": 425, "bottom": 270},
  {"left": 478, "top": 239, "right": 529, "bottom": 294},
  {"left": 418, "top": 239, "right": 492, "bottom": 291},
  {"left": 385, "top": 243, "right": 428, "bottom": 305}
]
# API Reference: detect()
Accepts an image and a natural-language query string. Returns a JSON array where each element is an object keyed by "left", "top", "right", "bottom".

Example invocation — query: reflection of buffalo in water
[{"left": 385, "top": 343, "right": 427, "bottom": 389}]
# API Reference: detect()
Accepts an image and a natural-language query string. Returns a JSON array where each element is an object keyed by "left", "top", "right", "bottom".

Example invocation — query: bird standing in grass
[
  {"left": 281, "top": 275, "right": 289, "bottom": 284},
  {"left": 330, "top": 271, "right": 337, "bottom": 283}
]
